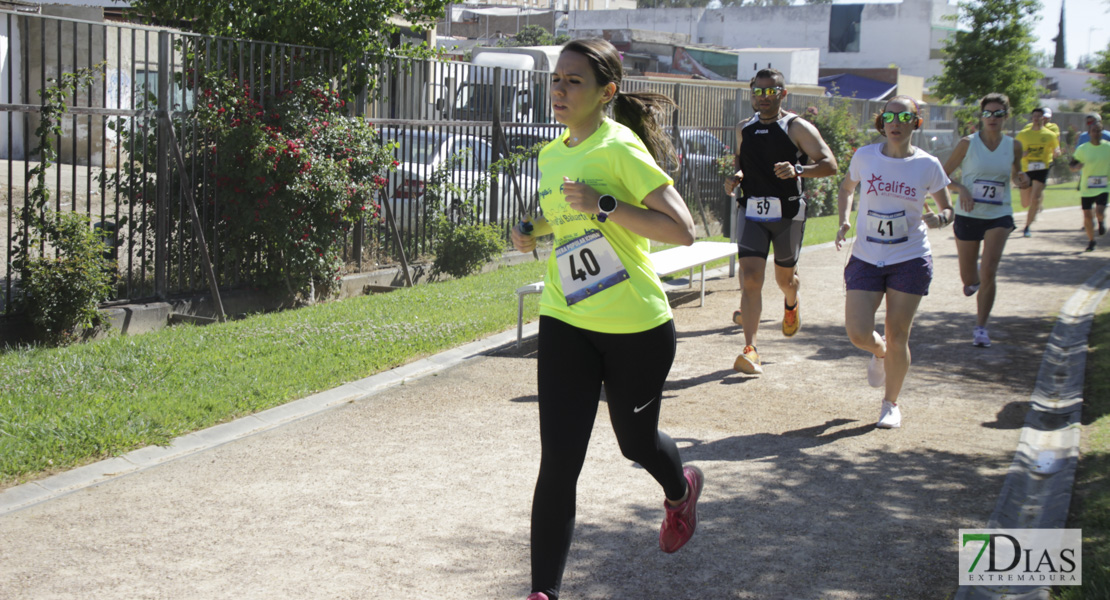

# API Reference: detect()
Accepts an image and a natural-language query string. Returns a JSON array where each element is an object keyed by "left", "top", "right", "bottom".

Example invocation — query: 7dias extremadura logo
[{"left": 959, "top": 529, "right": 1082, "bottom": 586}]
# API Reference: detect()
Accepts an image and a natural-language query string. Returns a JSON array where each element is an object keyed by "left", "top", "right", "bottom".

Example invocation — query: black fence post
[{"left": 154, "top": 31, "right": 170, "bottom": 298}]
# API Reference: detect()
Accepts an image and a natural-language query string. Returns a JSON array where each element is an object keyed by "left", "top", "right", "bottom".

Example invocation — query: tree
[
  {"left": 1030, "top": 49, "right": 1053, "bottom": 68},
  {"left": 127, "top": 0, "right": 448, "bottom": 67},
  {"left": 931, "top": 0, "right": 1043, "bottom": 116},
  {"left": 498, "top": 25, "right": 568, "bottom": 48},
  {"left": 1088, "top": 45, "right": 1110, "bottom": 102}
]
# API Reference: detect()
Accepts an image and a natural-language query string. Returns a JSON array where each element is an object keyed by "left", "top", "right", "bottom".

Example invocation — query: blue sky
[{"left": 1032, "top": 0, "right": 1110, "bottom": 63}]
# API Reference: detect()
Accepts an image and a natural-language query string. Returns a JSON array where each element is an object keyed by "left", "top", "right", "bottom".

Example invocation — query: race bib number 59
[
  {"left": 745, "top": 196, "right": 783, "bottom": 222},
  {"left": 556, "top": 230, "right": 630, "bottom": 305}
]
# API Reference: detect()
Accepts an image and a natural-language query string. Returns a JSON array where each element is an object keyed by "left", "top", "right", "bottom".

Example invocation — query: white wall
[
  {"left": 0, "top": 14, "right": 24, "bottom": 160},
  {"left": 569, "top": 0, "right": 957, "bottom": 84},
  {"left": 1039, "top": 68, "right": 1105, "bottom": 103},
  {"left": 736, "top": 48, "right": 820, "bottom": 86}
]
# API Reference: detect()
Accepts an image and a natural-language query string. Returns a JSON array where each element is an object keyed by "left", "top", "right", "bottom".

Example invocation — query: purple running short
[{"left": 844, "top": 254, "right": 933, "bottom": 296}]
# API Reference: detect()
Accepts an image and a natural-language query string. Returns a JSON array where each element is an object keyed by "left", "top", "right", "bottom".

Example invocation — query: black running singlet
[{"left": 737, "top": 112, "right": 809, "bottom": 220}]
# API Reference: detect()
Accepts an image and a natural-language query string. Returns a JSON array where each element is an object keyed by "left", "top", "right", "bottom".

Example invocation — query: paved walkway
[{"left": 1, "top": 207, "right": 1107, "bottom": 600}]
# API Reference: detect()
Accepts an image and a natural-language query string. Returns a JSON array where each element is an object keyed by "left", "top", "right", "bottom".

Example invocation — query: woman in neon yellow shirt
[{"left": 510, "top": 38, "right": 700, "bottom": 600}]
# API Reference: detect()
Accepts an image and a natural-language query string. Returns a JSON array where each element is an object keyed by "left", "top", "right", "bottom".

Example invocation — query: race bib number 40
[
  {"left": 972, "top": 179, "right": 1005, "bottom": 205},
  {"left": 1088, "top": 175, "right": 1108, "bottom": 189},
  {"left": 745, "top": 196, "right": 782, "bottom": 222},
  {"left": 556, "top": 230, "right": 630, "bottom": 306},
  {"left": 865, "top": 209, "right": 909, "bottom": 245}
]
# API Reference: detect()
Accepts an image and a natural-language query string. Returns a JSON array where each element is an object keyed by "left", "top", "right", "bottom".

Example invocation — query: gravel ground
[{"left": 0, "top": 207, "right": 1105, "bottom": 600}]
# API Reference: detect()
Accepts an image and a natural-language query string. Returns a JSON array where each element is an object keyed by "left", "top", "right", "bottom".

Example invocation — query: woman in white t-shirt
[{"left": 834, "top": 96, "right": 953, "bottom": 429}]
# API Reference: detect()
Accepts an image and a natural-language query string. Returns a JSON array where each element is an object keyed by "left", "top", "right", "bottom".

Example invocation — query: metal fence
[{"left": 1, "top": 10, "right": 1091, "bottom": 315}]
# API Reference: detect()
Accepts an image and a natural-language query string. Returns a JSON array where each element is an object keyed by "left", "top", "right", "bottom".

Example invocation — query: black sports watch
[
  {"left": 793, "top": 163, "right": 804, "bottom": 177},
  {"left": 597, "top": 194, "right": 618, "bottom": 222}
]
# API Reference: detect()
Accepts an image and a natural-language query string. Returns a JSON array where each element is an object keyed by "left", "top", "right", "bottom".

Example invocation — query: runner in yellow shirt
[
  {"left": 510, "top": 38, "right": 703, "bottom": 600},
  {"left": 1014, "top": 107, "right": 1060, "bottom": 236}
]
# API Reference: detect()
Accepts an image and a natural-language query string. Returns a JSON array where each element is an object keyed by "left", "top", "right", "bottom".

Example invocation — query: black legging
[{"left": 531, "top": 316, "right": 687, "bottom": 600}]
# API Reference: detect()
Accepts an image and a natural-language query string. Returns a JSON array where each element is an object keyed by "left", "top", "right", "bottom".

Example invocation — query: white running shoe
[
  {"left": 973, "top": 326, "right": 991, "bottom": 348},
  {"left": 877, "top": 400, "right": 901, "bottom": 429},
  {"left": 963, "top": 283, "right": 980, "bottom": 297},
  {"left": 867, "top": 354, "right": 885, "bottom": 388},
  {"left": 867, "top": 335, "right": 886, "bottom": 388}
]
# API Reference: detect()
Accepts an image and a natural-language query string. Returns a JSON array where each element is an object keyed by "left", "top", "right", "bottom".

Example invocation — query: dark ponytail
[{"left": 562, "top": 39, "right": 679, "bottom": 174}]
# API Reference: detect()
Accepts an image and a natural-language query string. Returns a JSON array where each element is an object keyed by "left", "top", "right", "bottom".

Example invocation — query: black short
[
  {"left": 1026, "top": 169, "right": 1048, "bottom": 184},
  {"left": 1082, "top": 193, "right": 1109, "bottom": 210},
  {"left": 953, "top": 214, "right": 1016, "bottom": 242}
]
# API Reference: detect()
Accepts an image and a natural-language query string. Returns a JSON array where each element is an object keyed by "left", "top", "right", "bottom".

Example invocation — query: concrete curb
[
  {"left": 955, "top": 263, "right": 1110, "bottom": 600},
  {"left": 0, "top": 328, "right": 526, "bottom": 516}
]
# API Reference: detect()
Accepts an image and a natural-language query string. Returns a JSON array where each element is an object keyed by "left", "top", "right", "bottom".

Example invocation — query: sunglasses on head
[
  {"left": 881, "top": 111, "right": 917, "bottom": 124},
  {"left": 751, "top": 86, "right": 784, "bottom": 97},
  {"left": 981, "top": 109, "right": 1009, "bottom": 118}
]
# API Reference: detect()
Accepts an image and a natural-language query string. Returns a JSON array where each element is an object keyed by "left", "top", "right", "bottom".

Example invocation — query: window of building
[{"left": 829, "top": 4, "right": 863, "bottom": 53}]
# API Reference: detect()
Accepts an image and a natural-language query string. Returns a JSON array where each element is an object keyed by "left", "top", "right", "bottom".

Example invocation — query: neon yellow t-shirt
[
  {"left": 1074, "top": 141, "right": 1110, "bottom": 197},
  {"left": 536, "top": 119, "right": 674, "bottom": 334},
  {"left": 1015, "top": 128, "right": 1059, "bottom": 172}
]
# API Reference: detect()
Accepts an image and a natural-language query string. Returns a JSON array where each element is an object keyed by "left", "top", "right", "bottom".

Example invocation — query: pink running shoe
[
  {"left": 526, "top": 594, "right": 550, "bottom": 600},
  {"left": 659, "top": 465, "right": 704, "bottom": 553}
]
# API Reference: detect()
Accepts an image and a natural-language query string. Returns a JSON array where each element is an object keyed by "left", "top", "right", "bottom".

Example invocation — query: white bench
[{"left": 515, "top": 240, "right": 737, "bottom": 345}]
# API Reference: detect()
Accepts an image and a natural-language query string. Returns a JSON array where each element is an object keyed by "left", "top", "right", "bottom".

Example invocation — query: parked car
[
  {"left": 378, "top": 128, "right": 540, "bottom": 227},
  {"left": 676, "top": 128, "right": 731, "bottom": 207}
]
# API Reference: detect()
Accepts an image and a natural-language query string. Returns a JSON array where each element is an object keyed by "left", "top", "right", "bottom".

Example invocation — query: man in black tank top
[{"left": 723, "top": 68, "right": 837, "bottom": 375}]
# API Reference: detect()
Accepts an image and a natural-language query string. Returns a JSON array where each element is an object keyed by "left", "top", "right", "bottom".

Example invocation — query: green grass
[
  {"left": 0, "top": 260, "right": 546, "bottom": 484},
  {"left": 1040, "top": 182, "right": 1087, "bottom": 212},
  {"left": 1054, "top": 298, "right": 1110, "bottom": 599}
]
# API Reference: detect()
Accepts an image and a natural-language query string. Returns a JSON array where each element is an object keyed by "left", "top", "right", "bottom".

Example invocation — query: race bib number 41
[
  {"left": 556, "top": 230, "right": 630, "bottom": 305},
  {"left": 865, "top": 209, "right": 910, "bottom": 245}
]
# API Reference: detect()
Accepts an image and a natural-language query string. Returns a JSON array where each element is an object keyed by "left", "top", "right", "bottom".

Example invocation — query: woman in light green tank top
[{"left": 941, "top": 93, "right": 1029, "bottom": 349}]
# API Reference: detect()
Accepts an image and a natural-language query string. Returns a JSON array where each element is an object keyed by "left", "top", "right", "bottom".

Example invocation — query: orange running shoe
[
  {"left": 733, "top": 345, "right": 763, "bottom": 374},
  {"left": 782, "top": 298, "right": 800, "bottom": 337}
]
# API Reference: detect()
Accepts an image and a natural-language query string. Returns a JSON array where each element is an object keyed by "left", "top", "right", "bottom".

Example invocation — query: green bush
[
  {"left": 430, "top": 219, "right": 505, "bottom": 279},
  {"left": 802, "top": 102, "right": 869, "bottom": 217},
  {"left": 423, "top": 151, "right": 507, "bottom": 279},
  {"left": 13, "top": 66, "right": 113, "bottom": 345},
  {"left": 20, "top": 212, "right": 114, "bottom": 345}
]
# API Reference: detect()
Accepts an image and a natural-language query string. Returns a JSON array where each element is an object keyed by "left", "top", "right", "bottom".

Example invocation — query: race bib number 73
[
  {"left": 556, "top": 230, "right": 630, "bottom": 305},
  {"left": 972, "top": 179, "right": 1005, "bottom": 205}
]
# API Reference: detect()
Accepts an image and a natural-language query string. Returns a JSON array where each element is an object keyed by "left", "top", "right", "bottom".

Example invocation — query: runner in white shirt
[{"left": 835, "top": 96, "right": 954, "bottom": 429}]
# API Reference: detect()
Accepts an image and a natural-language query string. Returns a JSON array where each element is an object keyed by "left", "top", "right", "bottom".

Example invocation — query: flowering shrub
[
  {"left": 194, "top": 75, "right": 397, "bottom": 301},
  {"left": 715, "top": 147, "right": 735, "bottom": 180},
  {"left": 801, "top": 102, "right": 870, "bottom": 217}
]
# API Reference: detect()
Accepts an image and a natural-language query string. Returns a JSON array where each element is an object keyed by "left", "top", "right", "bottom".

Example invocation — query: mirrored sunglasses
[
  {"left": 751, "top": 86, "right": 784, "bottom": 97},
  {"left": 881, "top": 111, "right": 917, "bottom": 124},
  {"left": 981, "top": 109, "right": 1009, "bottom": 118}
]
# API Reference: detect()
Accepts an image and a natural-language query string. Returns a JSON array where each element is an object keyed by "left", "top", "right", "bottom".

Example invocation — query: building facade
[{"left": 567, "top": 0, "right": 958, "bottom": 84}]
